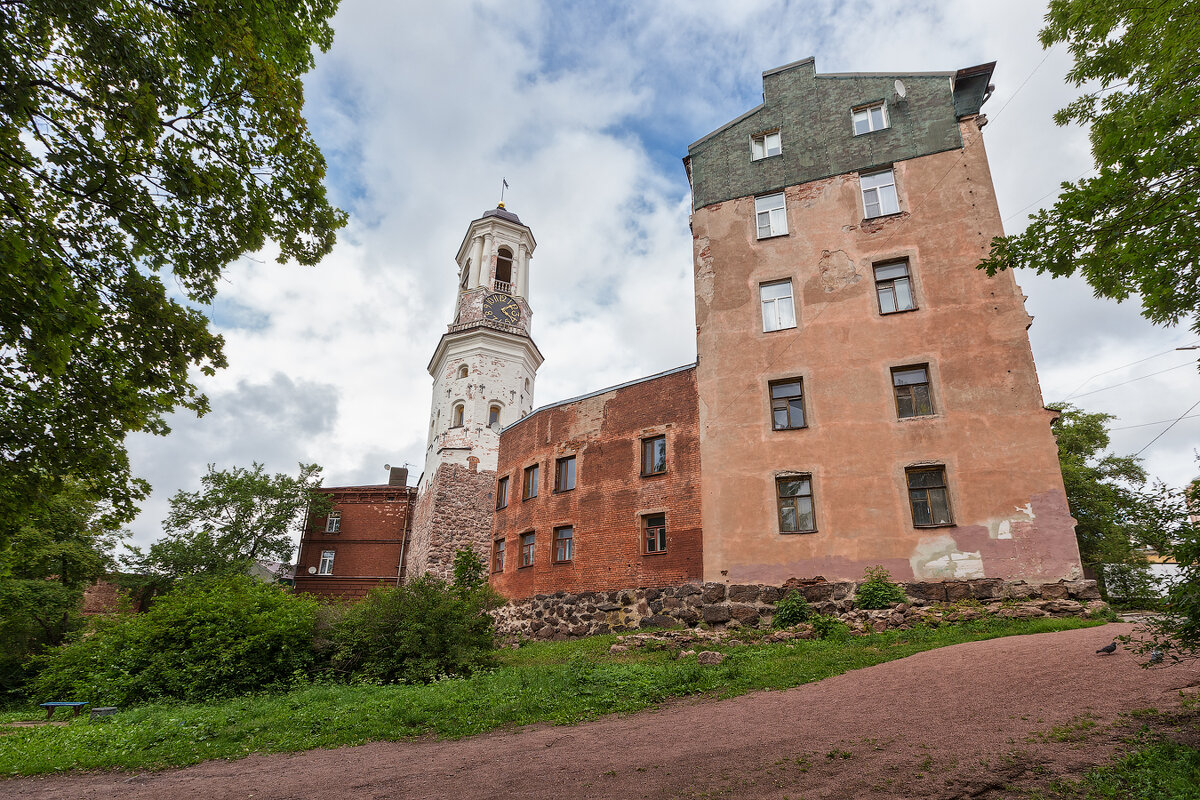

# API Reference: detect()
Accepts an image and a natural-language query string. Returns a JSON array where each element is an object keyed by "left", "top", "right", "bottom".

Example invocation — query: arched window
[
  {"left": 460, "top": 260, "right": 470, "bottom": 290},
  {"left": 451, "top": 403, "right": 465, "bottom": 428},
  {"left": 457, "top": 364, "right": 468, "bottom": 379},
  {"left": 495, "top": 247, "right": 513, "bottom": 288},
  {"left": 524, "top": 377, "right": 530, "bottom": 392},
  {"left": 489, "top": 404, "right": 501, "bottom": 427}
]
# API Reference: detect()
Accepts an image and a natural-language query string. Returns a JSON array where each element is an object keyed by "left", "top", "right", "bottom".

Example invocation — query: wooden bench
[
  {"left": 90, "top": 706, "right": 119, "bottom": 722},
  {"left": 39, "top": 701, "right": 88, "bottom": 721}
]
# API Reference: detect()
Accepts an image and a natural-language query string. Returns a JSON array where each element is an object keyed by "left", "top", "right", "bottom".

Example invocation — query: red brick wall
[
  {"left": 490, "top": 366, "right": 702, "bottom": 600},
  {"left": 293, "top": 486, "right": 415, "bottom": 600}
]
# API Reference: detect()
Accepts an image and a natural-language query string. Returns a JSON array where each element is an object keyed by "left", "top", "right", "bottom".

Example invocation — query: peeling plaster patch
[
  {"left": 911, "top": 534, "right": 984, "bottom": 579},
  {"left": 817, "top": 249, "right": 859, "bottom": 293},
  {"left": 987, "top": 502, "right": 1036, "bottom": 540},
  {"left": 694, "top": 237, "right": 714, "bottom": 307}
]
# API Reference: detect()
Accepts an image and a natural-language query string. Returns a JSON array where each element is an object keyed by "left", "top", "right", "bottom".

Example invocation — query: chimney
[{"left": 388, "top": 467, "right": 409, "bottom": 487}]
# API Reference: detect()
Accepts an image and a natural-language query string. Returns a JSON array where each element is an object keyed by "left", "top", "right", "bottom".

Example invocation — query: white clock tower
[{"left": 406, "top": 204, "right": 544, "bottom": 580}]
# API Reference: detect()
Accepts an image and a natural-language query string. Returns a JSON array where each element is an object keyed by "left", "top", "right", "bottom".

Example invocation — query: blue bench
[{"left": 39, "top": 701, "right": 88, "bottom": 720}]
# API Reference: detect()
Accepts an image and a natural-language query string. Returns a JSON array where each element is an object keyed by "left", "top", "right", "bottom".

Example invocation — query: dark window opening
[
  {"left": 776, "top": 475, "right": 816, "bottom": 533},
  {"left": 641, "top": 435, "right": 666, "bottom": 476}
]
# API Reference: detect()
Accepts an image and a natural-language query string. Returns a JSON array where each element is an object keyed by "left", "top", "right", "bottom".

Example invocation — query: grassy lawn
[{"left": 0, "top": 616, "right": 1102, "bottom": 777}]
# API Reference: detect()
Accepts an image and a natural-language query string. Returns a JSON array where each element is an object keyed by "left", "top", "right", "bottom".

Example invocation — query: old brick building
[
  {"left": 490, "top": 365, "right": 703, "bottom": 598},
  {"left": 292, "top": 467, "right": 415, "bottom": 599},
  {"left": 297, "top": 57, "right": 1083, "bottom": 604},
  {"left": 684, "top": 58, "right": 1080, "bottom": 586}
]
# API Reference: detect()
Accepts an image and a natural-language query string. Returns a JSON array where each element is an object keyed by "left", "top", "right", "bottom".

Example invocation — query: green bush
[
  {"left": 772, "top": 590, "right": 812, "bottom": 627},
  {"left": 326, "top": 576, "right": 496, "bottom": 684},
  {"left": 32, "top": 576, "right": 318, "bottom": 706},
  {"left": 810, "top": 615, "right": 850, "bottom": 640},
  {"left": 854, "top": 566, "right": 907, "bottom": 609}
]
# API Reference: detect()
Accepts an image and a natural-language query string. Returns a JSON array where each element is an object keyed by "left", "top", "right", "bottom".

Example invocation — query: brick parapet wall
[
  {"left": 491, "top": 578, "right": 1104, "bottom": 639},
  {"left": 409, "top": 462, "right": 497, "bottom": 581}
]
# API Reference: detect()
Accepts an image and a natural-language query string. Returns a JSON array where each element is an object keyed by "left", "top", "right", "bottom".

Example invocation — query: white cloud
[{"left": 124, "top": 0, "right": 1200, "bottom": 553}]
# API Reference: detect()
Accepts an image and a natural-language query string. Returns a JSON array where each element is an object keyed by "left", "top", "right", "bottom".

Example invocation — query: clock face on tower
[{"left": 482, "top": 293, "right": 521, "bottom": 325}]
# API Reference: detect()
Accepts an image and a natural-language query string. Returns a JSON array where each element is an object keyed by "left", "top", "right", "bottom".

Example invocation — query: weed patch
[{"left": 0, "top": 616, "right": 1101, "bottom": 777}]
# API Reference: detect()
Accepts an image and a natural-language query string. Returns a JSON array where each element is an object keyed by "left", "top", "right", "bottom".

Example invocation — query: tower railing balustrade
[{"left": 493, "top": 279, "right": 512, "bottom": 294}]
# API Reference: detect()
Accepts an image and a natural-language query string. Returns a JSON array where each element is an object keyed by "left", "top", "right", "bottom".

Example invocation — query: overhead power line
[
  {"left": 1064, "top": 362, "right": 1198, "bottom": 401},
  {"left": 1135, "top": 398, "right": 1200, "bottom": 457}
]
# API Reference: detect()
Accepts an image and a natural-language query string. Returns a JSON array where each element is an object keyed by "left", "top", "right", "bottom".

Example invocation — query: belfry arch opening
[{"left": 495, "top": 247, "right": 513, "bottom": 289}]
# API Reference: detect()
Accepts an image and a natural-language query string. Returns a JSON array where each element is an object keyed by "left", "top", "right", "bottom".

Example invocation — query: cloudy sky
[{"left": 123, "top": 0, "right": 1200, "bottom": 550}]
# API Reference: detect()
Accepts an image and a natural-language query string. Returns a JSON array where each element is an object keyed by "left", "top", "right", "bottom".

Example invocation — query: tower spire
[{"left": 498, "top": 177, "right": 509, "bottom": 208}]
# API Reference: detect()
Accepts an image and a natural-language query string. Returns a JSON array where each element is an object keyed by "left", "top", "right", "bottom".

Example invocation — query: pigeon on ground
[
  {"left": 1149, "top": 649, "right": 1164, "bottom": 664},
  {"left": 1096, "top": 641, "right": 1117, "bottom": 655}
]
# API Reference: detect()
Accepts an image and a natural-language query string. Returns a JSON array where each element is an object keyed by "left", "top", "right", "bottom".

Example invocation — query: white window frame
[
  {"left": 860, "top": 169, "right": 899, "bottom": 218},
  {"left": 852, "top": 102, "right": 889, "bottom": 135},
  {"left": 874, "top": 259, "right": 916, "bottom": 313},
  {"left": 318, "top": 549, "right": 335, "bottom": 575},
  {"left": 325, "top": 510, "right": 341, "bottom": 533},
  {"left": 760, "top": 280, "right": 796, "bottom": 333},
  {"left": 751, "top": 130, "right": 781, "bottom": 160},
  {"left": 754, "top": 192, "right": 787, "bottom": 238}
]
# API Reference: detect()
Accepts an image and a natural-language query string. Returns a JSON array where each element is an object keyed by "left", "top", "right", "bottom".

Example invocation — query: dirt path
[{"left": 8, "top": 623, "right": 1200, "bottom": 799}]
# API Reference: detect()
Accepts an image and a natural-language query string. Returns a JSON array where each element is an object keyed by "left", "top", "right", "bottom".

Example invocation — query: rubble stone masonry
[
  {"left": 491, "top": 577, "right": 1104, "bottom": 640},
  {"left": 408, "top": 462, "right": 497, "bottom": 581}
]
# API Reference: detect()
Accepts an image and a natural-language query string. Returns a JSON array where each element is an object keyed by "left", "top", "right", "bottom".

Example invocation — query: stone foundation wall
[{"left": 491, "top": 577, "right": 1104, "bottom": 640}]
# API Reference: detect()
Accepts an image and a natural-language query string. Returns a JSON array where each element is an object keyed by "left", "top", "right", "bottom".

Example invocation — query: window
[
  {"left": 860, "top": 169, "right": 899, "bottom": 218},
  {"left": 641, "top": 435, "right": 666, "bottom": 476},
  {"left": 496, "top": 476, "right": 509, "bottom": 509},
  {"left": 770, "top": 379, "right": 805, "bottom": 430},
  {"left": 760, "top": 280, "right": 796, "bottom": 332},
  {"left": 496, "top": 247, "right": 514, "bottom": 287},
  {"left": 751, "top": 130, "right": 781, "bottom": 160},
  {"left": 457, "top": 364, "right": 469, "bottom": 379},
  {"left": 318, "top": 550, "right": 335, "bottom": 575},
  {"left": 852, "top": 102, "right": 889, "bottom": 135},
  {"left": 907, "top": 466, "right": 953, "bottom": 527},
  {"left": 520, "top": 532, "right": 535, "bottom": 567},
  {"left": 451, "top": 402, "right": 465, "bottom": 427},
  {"left": 460, "top": 262, "right": 469, "bottom": 290},
  {"left": 489, "top": 404, "right": 501, "bottom": 427},
  {"left": 493, "top": 539, "right": 506, "bottom": 572},
  {"left": 776, "top": 475, "right": 816, "bottom": 533},
  {"left": 875, "top": 260, "right": 915, "bottom": 313},
  {"left": 644, "top": 513, "right": 667, "bottom": 554},
  {"left": 893, "top": 365, "right": 934, "bottom": 418},
  {"left": 554, "top": 455, "right": 576, "bottom": 492},
  {"left": 523, "top": 464, "right": 539, "bottom": 500},
  {"left": 553, "top": 526, "right": 574, "bottom": 563},
  {"left": 325, "top": 510, "right": 341, "bottom": 533},
  {"left": 754, "top": 192, "right": 787, "bottom": 238}
]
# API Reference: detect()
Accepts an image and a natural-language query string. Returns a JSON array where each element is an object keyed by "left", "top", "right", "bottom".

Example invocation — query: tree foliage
[
  {"left": 1133, "top": 471, "right": 1200, "bottom": 662},
  {"left": 32, "top": 575, "right": 319, "bottom": 705},
  {"left": 979, "top": 0, "right": 1200, "bottom": 335},
  {"left": 0, "top": 479, "right": 123, "bottom": 699},
  {"left": 1050, "top": 404, "right": 1159, "bottom": 592},
  {"left": 131, "top": 462, "right": 328, "bottom": 579},
  {"left": 0, "top": 0, "right": 346, "bottom": 541}
]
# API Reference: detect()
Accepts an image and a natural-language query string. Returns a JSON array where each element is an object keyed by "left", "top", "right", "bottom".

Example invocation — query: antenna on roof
[{"left": 499, "top": 177, "right": 509, "bottom": 208}]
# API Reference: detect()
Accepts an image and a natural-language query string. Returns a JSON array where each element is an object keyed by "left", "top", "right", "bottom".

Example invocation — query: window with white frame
[
  {"left": 751, "top": 130, "right": 781, "bottom": 160},
  {"left": 318, "top": 549, "right": 335, "bottom": 575},
  {"left": 852, "top": 102, "right": 889, "bottom": 135},
  {"left": 325, "top": 510, "right": 341, "bottom": 533},
  {"left": 874, "top": 259, "right": 915, "bottom": 313},
  {"left": 754, "top": 192, "right": 787, "bottom": 238},
  {"left": 860, "top": 169, "right": 899, "bottom": 218},
  {"left": 760, "top": 280, "right": 796, "bottom": 332}
]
